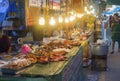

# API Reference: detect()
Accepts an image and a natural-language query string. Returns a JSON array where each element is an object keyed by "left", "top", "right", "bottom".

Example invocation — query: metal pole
[
  {"left": 66, "top": 0, "right": 68, "bottom": 45},
  {"left": 52, "top": 0, "right": 53, "bottom": 9},
  {"left": 41, "top": 0, "right": 43, "bottom": 15},
  {"left": 45, "top": 0, "right": 49, "bottom": 27},
  {"left": 60, "top": 0, "right": 61, "bottom": 14}
]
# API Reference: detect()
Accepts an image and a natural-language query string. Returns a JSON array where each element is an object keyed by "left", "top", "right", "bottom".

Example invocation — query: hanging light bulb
[
  {"left": 65, "top": 17, "right": 69, "bottom": 23},
  {"left": 77, "top": 14, "right": 84, "bottom": 18},
  {"left": 69, "top": 15, "right": 75, "bottom": 21},
  {"left": 86, "top": 11, "right": 91, "bottom": 14},
  {"left": 49, "top": 17, "right": 56, "bottom": 25},
  {"left": 39, "top": 0, "right": 45, "bottom": 25},
  {"left": 91, "top": 9, "right": 95, "bottom": 14},
  {"left": 58, "top": 16, "right": 63, "bottom": 23},
  {"left": 84, "top": 7, "right": 87, "bottom": 12},
  {"left": 39, "top": 17, "right": 45, "bottom": 25},
  {"left": 90, "top": 5, "right": 93, "bottom": 9}
]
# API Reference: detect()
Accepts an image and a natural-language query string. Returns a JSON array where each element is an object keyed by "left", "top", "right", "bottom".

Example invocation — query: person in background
[
  {"left": 111, "top": 13, "right": 120, "bottom": 54},
  {"left": 0, "top": 28, "right": 12, "bottom": 54},
  {"left": 101, "top": 15, "right": 108, "bottom": 40},
  {"left": 109, "top": 15, "right": 113, "bottom": 28}
]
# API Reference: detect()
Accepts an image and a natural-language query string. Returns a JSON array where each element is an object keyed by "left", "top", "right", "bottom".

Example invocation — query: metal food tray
[{"left": 1, "top": 64, "right": 34, "bottom": 75}]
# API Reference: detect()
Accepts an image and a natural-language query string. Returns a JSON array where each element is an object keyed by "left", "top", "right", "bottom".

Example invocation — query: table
[{"left": 0, "top": 46, "right": 83, "bottom": 81}]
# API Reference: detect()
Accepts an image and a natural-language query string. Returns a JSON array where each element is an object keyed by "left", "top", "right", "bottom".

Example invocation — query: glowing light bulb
[
  {"left": 84, "top": 7, "right": 87, "bottom": 12},
  {"left": 91, "top": 9, "right": 95, "bottom": 14},
  {"left": 77, "top": 14, "right": 84, "bottom": 18},
  {"left": 69, "top": 15, "right": 75, "bottom": 21},
  {"left": 58, "top": 16, "right": 63, "bottom": 23},
  {"left": 86, "top": 11, "right": 91, "bottom": 14},
  {"left": 65, "top": 17, "right": 69, "bottom": 23},
  {"left": 90, "top": 5, "right": 93, "bottom": 9},
  {"left": 49, "top": 17, "right": 56, "bottom": 26},
  {"left": 39, "top": 17, "right": 45, "bottom": 25}
]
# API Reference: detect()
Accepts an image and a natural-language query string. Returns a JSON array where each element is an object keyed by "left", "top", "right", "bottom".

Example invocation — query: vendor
[{"left": 0, "top": 28, "right": 12, "bottom": 54}]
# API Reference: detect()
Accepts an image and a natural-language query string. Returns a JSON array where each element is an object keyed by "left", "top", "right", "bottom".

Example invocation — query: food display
[
  {"left": 25, "top": 54, "right": 37, "bottom": 63},
  {"left": 0, "top": 1, "right": 96, "bottom": 80},
  {"left": 0, "top": 23, "right": 94, "bottom": 76},
  {"left": 3, "top": 59, "right": 31, "bottom": 70},
  {"left": 1, "top": 38, "right": 83, "bottom": 74},
  {"left": 1, "top": 59, "right": 32, "bottom": 74}
]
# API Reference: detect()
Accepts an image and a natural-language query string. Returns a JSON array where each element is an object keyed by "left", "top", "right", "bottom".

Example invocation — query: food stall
[
  {"left": 0, "top": 27, "right": 95, "bottom": 81},
  {"left": 0, "top": 0, "right": 96, "bottom": 81},
  {"left": 0, "top": 40, "right": 83, "bottom": 81}
]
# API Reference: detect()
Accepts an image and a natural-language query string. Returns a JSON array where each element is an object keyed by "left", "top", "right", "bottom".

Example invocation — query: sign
[
  {"left": 29, "top": 0, "right": 39, "bottom": 7},
  {"left": 29, "top": 0, "right": 46, "bottom": 7},
  {"left": 0, "top": 0, "right": 3, "bottom": 3},
  {"left": 0, "top": 0, "right": 9, "bottom": 12},
  {"left": 49, "top": 0, "right": 60, "bottom": 10}
]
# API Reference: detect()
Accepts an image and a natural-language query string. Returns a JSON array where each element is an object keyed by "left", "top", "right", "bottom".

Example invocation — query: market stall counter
[{"left": 0, "top": 46, "right": 83, "bottom": 81}]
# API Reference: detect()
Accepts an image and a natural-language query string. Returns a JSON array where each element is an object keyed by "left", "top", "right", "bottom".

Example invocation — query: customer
[
  {"left": 0, "top": 28, "right": 11, "bottom": 54},
  {"left": 111, "top": 13, "right": 120, "bottom": 54}
]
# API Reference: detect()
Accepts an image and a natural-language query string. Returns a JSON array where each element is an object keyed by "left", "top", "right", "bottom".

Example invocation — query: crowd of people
[
  {"left": 98, "top": 13, "right": 120, "bottom": 54},
  {"left": 110, "top": 13, "right": 120, "bottom": 54}
]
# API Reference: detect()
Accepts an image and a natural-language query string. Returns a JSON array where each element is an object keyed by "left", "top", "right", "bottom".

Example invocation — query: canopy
[
  {"left": 0, "top": 0, "right": 9, "bottom": 24},
  {"left": 8, "top": 1, "right": 18, "bottom": 13},
  {"left": 113, "top": 6, "right": 120, "bottom": 13},
  {"left": 107, "top": 0, "right": 120, "bottom": 5}
]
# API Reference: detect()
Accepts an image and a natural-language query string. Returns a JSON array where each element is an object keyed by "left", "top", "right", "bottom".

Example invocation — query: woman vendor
[
  {"left": 111, "top": 13, "right": 120, "bottom": 54},
  {"left": 0, "top": 28, "right": 12, "bottom": 54}
]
